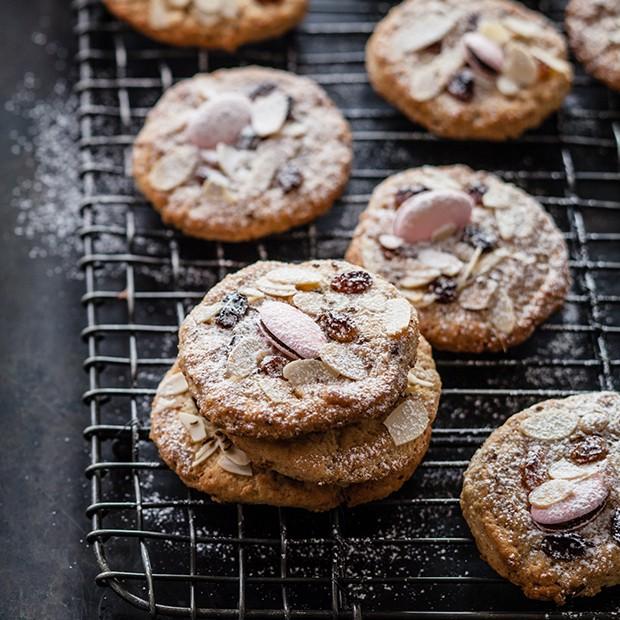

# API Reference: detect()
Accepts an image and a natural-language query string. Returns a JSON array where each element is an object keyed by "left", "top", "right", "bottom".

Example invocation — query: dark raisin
[
  {"left": 462, "top": 224, "right": 497, "bottom": 252},
  {"left": 465, "top": 12, "right": 480, "bottom": 31},
  {"left": 259, "top": 355, "right": 287, "bottom": 378},
  {"left": 570, "top": 435, "right": 608, "bottom": 464},
  {"left": 612, "top": 510, "right": 620, "bottom": 546},
  {"left": 249, "top": 81, "right": 277, "bottom": 100},
  {"left": 466, "top": 180, "right": 488, "bottom": 205},
  {"left": 429, "top": 276, "right": 457, "bottom": 303},
  {"left": 318, "top": 311, "right": 358, "bottom": 343},
  {"left": 394, "top": 184, "right": 428, "bottom": 208},
  {"left": 521, "top": 445, "right": 548, "bottom": 491},
  {"left": 541, "top": 534, "right": 591, "bottom": 561},
  {"left": 275, "top": 164, "right": 303, "bottom": 193},
  {"left": 447, "top": 69, "right": 475, "bottom": 103},
  {"left": 236, "top": 128, "right": 261, "bottom": 150},
  {"left": 330, "top": 270, "right": 373, "bottom": 294},
  {"left": 215, "top": 292, "right": 249, "bottom": 329}
]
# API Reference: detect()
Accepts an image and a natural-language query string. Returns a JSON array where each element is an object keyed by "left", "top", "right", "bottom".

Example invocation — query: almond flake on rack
[
  {"left": 217, "top": 452, "right": 252, "bottom": 476},
  {"left": 528, "top": 479, "right": 575, "bottom": 508},
  {"left": 458, "top": 278, "right": 498, "bottom": 311},
  {"left": 252, "top": 91, "right": 290, "bottom": 137},
  {"left": 292, "top": 291, "right": 324, "bottom": 316},
  {"left": 257, "top": 376, "right": 292, "bottom": 403},
  {"left": 491, "top": 290, "right": 516, "bottom": 334},
  {"left": 149, "top": 144, "right": 198, "bottom": 192},
  {"left": 383, "top": 298, "right": 412, "bottom": 337},
  {"left": 179, "top": 412, "right": 208, "bottom": 443},
  {"left": 282, "top": 359, "right": 335, "bottom": 385},
  {"left": 384, "top": 397, "right": 429, "bottom": 446},
  {"left": 192, "top": 439, "right": 218, "bottom": 467},
  {"left": 255, "top": 277, "right": 297, "bottom": 298},
  {"left": 320, "top": 344, "right": 367, "bottom": 380},
  {"left": 193, "top": 302, "right": 222, "bottom": 324},
  {"left": 160, "top": 372, "right": 189, "bottom": 396},
  {"left": 265, "top": 267, "right": 323, "bottom": 290},
  {"left": 520, "top": 408, "right": 579, "bottom": 440},
  {"left": 417, "top": 248, "right": 463, "bottom": 277},
  {"left": 400, "top": 268, "right": 442, "bottom": 289},
  {"left": 226, "top": 336, "right": 266, "bottom": 379}
]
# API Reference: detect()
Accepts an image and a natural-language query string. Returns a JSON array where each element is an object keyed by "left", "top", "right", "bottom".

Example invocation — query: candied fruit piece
[
  {"left": 216, "top": 292, "right": 249, "bottom": 329},
  {"left": 330, "top": 270, "right": 373, "bottom": 294},
  {"left": 318, "top": 311, "right": 358, "bottom": 343}
]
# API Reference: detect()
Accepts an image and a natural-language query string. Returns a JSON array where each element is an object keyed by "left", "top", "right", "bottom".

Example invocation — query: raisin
[
  {"left": 521, "top": 445, "right": 548, "bottom": 491},
  {"left": 318, "top": 311, "right": 358, "bottom": 343},
  {"left": 447, "top": 69, "right": 475, "bottom": 103},
  {"left": 462, "top": 224, "right": 497, "bottom": 252},
  {"left": 259, "top": 355, "right": 287, "bottom": 378},
  {"left": 541, "top": 534, "right": 591, "bottom": 561},
  {"left": 236, "top": 128, "right": 261, "bottom": 151},
  {"left": 612, "top": 509, "right": 620, "bottom": 546},
  {"left": 466, "top": 180, "right": 488, "bottom": 205},
  {"left": 429, "top": 276, "right": 457, "bottom": 303},
  {"left": 330, "top": 271, "right": 373, "bottom": 294},
  {"left": 215, "top": 292, "right": 249, "bottom": 329},
  {"left": 249, "top": 81, "right": 277, "bottom": 100},
  {"left": 465, "top": 12, "right": 480, "bottom": 32},
  {"left": 570, "top": 435, "right": 608, "bottom": 464},
  {"left": 276, "top": 164, "right": 303, "bottom": 193},
  {"left": 394, "top": 184, "right": 428, "bottom": 208}
]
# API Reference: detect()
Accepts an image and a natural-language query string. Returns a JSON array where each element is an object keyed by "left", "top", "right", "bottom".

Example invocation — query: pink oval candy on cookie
[
  {"left": 393, "top": 189, "right": 473, "bottom": 244},
  {"left": 259, "top": 300, "right": 327, "bottom": 360},
  {"left": 464, "top": 33, "right": 504, "bottom": 74},
  {"left": 530, "top": 473, "right": 609, "bottom": 526},
  {"left": 186, "top": 93, "right": 252, "bottom": 149}
]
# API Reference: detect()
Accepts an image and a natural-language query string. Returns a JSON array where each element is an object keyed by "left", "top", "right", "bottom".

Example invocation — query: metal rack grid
[{"left": 75, "top": 0, "right": 620, "bottom": 617}]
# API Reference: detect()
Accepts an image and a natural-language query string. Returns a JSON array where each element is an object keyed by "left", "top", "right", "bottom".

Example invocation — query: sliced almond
[
  {"left": 251, "top": 91, "right": 290, "bottom": 137},
  {"left": 459, "top": 278, "right": 498, "bottom": 311},
  {"left": 193, "top": 302, "right": 222, "bottom": 324},
  {"left": 265, "top": 267, "right": 323, "bottom": 290},
  {"left": 357, "top": 293, "right": 387, "bottom": 313},
  {"left": 192, "top": 439, "right": 218, "bottom": 467},
  {"left": 481, "top": 183, "right": 513, "bottom": 209},
  {"left": 320, "top": 344, "right": 367, "bottom": 380},
  {"left": 418, "top": 167, "right": 462, "bottom": 191},
  {"left": 216, "top": 144, "right": 247, "bottom": 180},
  {"left": 149, "top": 144, "right": 198, "bottom": 192},
  {"left": 491, "top": 290, "right": 516, "bottom": 334},
  {"left": 479, "top": 20, "right": 512, "bottom": 45},
  {"left": 520, "top": 408, "right": 579, "bottom": 441},
  {"left": 160, "top": 372, "right": 188, "bottom": 396},
  {"left": 530, "top": 47, "right": 572, "bottom": 78},
  {"left": 282, "top": 359, "right": 335, "bottom": 385},
  {"left": 502, "top": 43, "right": 538, "bottom": 87},
  {"left": 179, "top": 412, "right": 208, "bottom": 443},
  {"left": 410, "top": 44, "right": 466, "bottom": 102},
  {"left": 473, "top": 248, "right": 509, "bottom": 277},
  {"left": 407, "top": 368, "right": 436, "bottom": 390},
  {"left": 383, "top": 298, "right": 412, "bottom": 337},
  {"left": 292, "top": 291, "right": 324, "bottom": 316},
  {"left": 457, "top": 246, "right": 483, "bottom": 288},
  {"left": 578, "top": 411, "right": 609, "bottom": 434},
  {"left": 281, "top": 122, "right": 306, "bottom": 138},
  {"left": 244, "top": 149, "right": 283, "bottom": 194},
  {"left": 149, "top": 0, "right": 183, "bottom": 29},
  {"left": 495, "top": 206, "right": 532, "bottom": 240},
  {"left": 396, "top": 13, "right": 460, "bottom": 54},
  {"left": 378, "top": 233, "right": 403, "bottom": 250},
  {"left": 417, "top": 248, "right": 463, "bottom": 277},
  {"left": 503, "top": 16, "right": 544, "bottom": 39},
  {"left": 226, "top": 336, "right": 266, "bottom": 379},
  {"left": 497, "top": 76, "right": 520, "bottom": 97},
  {"left": 257, "top": 376, "right": 292, "bottom": 403},
  {"left": 255, "top": 277, "right": 297, "bottom": 298},
  {"left": 167, "top": 0, "right": 191, "bottom": 7},
  {"left": 383, "top": 397, "right": 430, "bottom": 446},
  {"left": 238, "top": 287, "right": 265, "bottom": 303},
  {"left": 201, "top": 177, "right": 235, "bottom": 205},
  {"left": 549, "top": 459, "right": 604, "bottom": 481},
  {"left": 224, "top": 445, "right": 251, "bottom": 466},
  {"left": 400, "top": 268, "right": 442, "bottom": 289},
  {"left": 217, "top": 452, "right": 252, "bottom": 476},
  {"left": 528, "top": 479, "right": 575, "bottom": 508},
  {"left": 400, "top": 289, "right": 436, "bottom": 307}
]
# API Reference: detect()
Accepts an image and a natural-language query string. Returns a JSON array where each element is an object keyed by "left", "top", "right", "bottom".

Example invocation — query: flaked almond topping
[
  {"left": 167, "top": 0, "right": 191, "bottom": 7},
  {"left": 473, "top": 247, "right": 510, "bottom": 276},
  {"left": 502, "top": 42, "right": 538, "bottom": 88},
  {"left": 192, "top": 439, "right": 218, "bottom": 467},
  {"left": 179, "top": 412, "right": 208, "bottom": 443},
  {"left": 529, "top": 479, "right": 575, "bottom": 508},
  {"left": 384, "top": 397, "right": 429, "bottom": 446},
  {"left": 216, "top": 143, "right": 248, "bottom": 179},
  {"left": 529, "top": 47, "right": 572, "bottom": 78},
  {"left": 456, "top": 246, "right": 483, "bottom": 288},
  {"left": 400, "top": 268, "right": 442, "bottom": 289},
  {"left": 226, "top": 336, "right": 267, "bottom": 379},
  {"left": 194, "top": 0, "right": 238, "bottom": 17},
  {"left": 495, "top": 206, "right": 524, "bottom": 240},
  {"left": 400, "top": 288, "right": 436, "bottom": 308},
  {"left": 251, "top": 90, "right": 290, "bottom": 137},
  {"left": 491, "top": 290, "right": 516, "bottom": 334},
  {"left": 464, "top": 32, "right": 504, "bottom": 74},
  {"left": 149, "top": 0, "right": 183, "bottom": 29},
  {"left": 224, "top": 445, "right": 251, "bottom": 467},
  {"left": 160, "top": 372, "right": 189, "bottom": 396},
  {"left": 244, "top": 149, "right": 283, "bottom": 194},
  {"left": 410, "top": 45, "right": 466, "bottom": 102},
  {"left": 292, "top": 291, "right": 324, "bottom": 316},
  {"left": 458, "top": 278, "right": 498, "bottom": 311},
  {"left": 478, "top": 20, "right": 512, "bottom": 44},
  {"left": 265, "top": 267, "right": 323, "bottom": 290},
  {"left": 282, "top": 359, "right": 335, "bottom": 385},
  {"left": 503, "top": 16, "right": 544, "bottom": 39},
  {"left": 257, "top": 376, "right": 292, "bottom": 403},
  {"left": 481, "top": 183, "right": 513, "bottom": 209},
  {"left": 255, "top": 277, "right": 297, "bottom": 298},
  {"left": 193, "top": 302, "right": 222, "bottom": 324},
  {"left": 378, "top": 233, "right": 403, "bottom": 250},
  {"left": 320, "top": 343, "right": 367, "bottom": 380},
  {"left": 149, "top": 144, "right": 199, "bottom": 192},
  {"left": 549, "top": 459, "right": 604, "bottom": 481},
  {"left": 407, "top": 369, "right": 435, "bottom": 390},
  {"left": 496, "top": 75, "right": 520, "bottom": 97},
  {"left": 237, "top": 287, "right": 265, "bottom": 303},
  {"left": 396, "top": 12, "right": 460, "bottom": 53},
  {"left": 383, "top": 298, "right": 412, "bottom": 337},
  {"left": 521, "top": 408, "right": 579, "bottom": 440},
  {"left": 357, "top": 293, "right": 387, "bottom": 313},
  {"left": 217, "top": 452, "right": 252, "bottom": 476},
  {"left": 418, "top": 248, "right": 463, "bottom": 277}
]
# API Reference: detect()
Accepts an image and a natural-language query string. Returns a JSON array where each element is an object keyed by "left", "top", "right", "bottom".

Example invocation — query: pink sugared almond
[
  {"left": 185, "top": 94, "right": 252, "bottom": 150},
  {"left": 464, "top": 32, "right": 504, "bottom": 74},
  {"left": 530, "top": 473, "right": 609, "bottom": 526},
  {"left": 259, "top": 300, "right": 327, "bottom": 360},
  {"left": 393, "top": 189, "right": 474, "bottom": 244}
]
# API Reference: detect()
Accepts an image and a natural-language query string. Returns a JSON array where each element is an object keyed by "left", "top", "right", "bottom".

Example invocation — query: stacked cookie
[{"left": 150, "top": 260, "right": 442, "bottom": 511}]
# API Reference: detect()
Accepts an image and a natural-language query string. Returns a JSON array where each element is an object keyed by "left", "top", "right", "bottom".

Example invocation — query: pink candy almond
[
  {"left": 259, "top": 300, "right": 327, "bottom": 360},
  {"left": 393, "top": 189, "right": 474, "bottom": 244},
  {"left": 530, "top": 474, "right": 609, "bottom": 527},
  {"left": 464, "top": 32, "right": 504, "bottom": 74},
  {"left": 185, "top": 93, "right": 252, "bottom": 150}
]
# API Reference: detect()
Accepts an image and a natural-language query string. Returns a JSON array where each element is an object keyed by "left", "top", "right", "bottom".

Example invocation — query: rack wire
[{"left": 76, "top": 0, "right": 620, "bottom": 617}]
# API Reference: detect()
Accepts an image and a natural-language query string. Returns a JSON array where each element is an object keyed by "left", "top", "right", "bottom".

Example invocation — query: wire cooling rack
[{"left": 76, "top": 0, "right": 620, "bottom": 617}]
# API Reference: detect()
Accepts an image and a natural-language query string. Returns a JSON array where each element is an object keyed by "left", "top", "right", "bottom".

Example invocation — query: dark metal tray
[{"left": 76, "top": 0, "right": 620, "bottom": 616}]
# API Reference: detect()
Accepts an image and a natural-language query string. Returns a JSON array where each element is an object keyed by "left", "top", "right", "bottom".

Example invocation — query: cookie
[
  {"left": 231, "top": 336, "right": 440, "bottom": 485},
  {"left": 461, "top": 392, "right": 620, "bottom": 604},
  {"left": 346, "top": 165, "right": 570, "bottom": 353},
  {"left": 566, "top": 0, "right": 620, "bottom": 92},
  {"left": 132, "top": 67, "right": 352, "bottom": 242},
  {"left": 366, "top": 0, "right": 573, "bottom": 140},
  {"left": 178, "top": 260, "right": 419, "bottom": 439},
  {"left": 102, "top": 0, "right": 308, "bottom": 51},
  {"left": 150, "top": 364, "right": 428, "bottom": 511}
]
